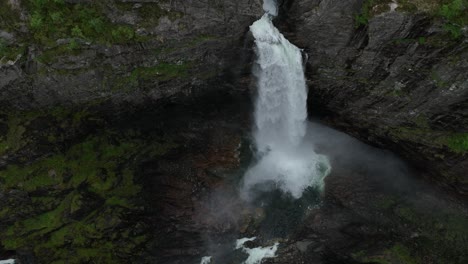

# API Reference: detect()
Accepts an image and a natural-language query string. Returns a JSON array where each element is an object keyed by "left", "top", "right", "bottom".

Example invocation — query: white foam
[
  {"left": 200, "top": 256, "right": 212, "bottom": 264},
  {"left": 236, "top": 237, "right": 257, "bottom": 249},
  {"left": 236, "top": 237, "right": 279, "bottom": 264},
  {"left": 241, "top": 148, "right": 330, "bottom": 199},
  {"left": 0, "top": 259, "right": 16, "bottom": 264}
]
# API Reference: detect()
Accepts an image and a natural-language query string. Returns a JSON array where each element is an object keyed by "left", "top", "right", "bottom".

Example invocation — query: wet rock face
[
  {"left": 0, "top": 0, "right": 263, "bottom": 109},
  {"left": 282, "top": 0, "right": 468, "bottom": 195}
]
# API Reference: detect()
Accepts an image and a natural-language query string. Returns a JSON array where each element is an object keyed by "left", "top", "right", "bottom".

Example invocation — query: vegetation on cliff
[
  {"left": 355, "top": 0, "right": 467, "bottom": 39},
  {"left": 0, "top": 106, "right": 178, "bottom": 263}
]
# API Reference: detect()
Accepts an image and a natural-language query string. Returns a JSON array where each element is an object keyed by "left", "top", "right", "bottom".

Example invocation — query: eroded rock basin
[{"left": 0, "top": 93, "right": 467, "bottom": 264}]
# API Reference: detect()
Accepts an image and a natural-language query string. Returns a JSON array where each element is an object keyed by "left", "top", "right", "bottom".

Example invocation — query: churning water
[{"left": 241, "top": 5, "right": 331, "bottom": 201}]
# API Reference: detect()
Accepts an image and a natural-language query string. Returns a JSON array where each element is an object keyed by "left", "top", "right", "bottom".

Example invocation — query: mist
[{"left": 305, "top": 121, "right": 415, "bottom": 193}]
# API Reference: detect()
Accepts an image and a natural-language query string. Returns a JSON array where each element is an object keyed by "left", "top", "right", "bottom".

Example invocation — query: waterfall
[
  {"left": 241, "top": 0, "right": 331, "bottom": 200},
  {"left": 250, "top": 14, "right": 307, "bottom": 150}
]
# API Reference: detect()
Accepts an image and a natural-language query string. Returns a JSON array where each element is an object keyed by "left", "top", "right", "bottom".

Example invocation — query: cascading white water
[
  {"left": 250, "top": 14, "right": 307, "bottom": 150},
  {"left": 241, "top": 0, "right": 331, "bottom": 200},
  {"left": 199, "top": 2, "right": 331, "bottom": 263}
]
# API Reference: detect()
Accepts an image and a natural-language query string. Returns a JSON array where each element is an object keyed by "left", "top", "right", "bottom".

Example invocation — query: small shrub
[
  {"left": 50, "top": 11, "right": 64, "bottom": 23},
  {"left": 354, "top": 0, "right": 394, "bottom": 28},
  {"left": 67, "top": 39, "right": 80, "bottom": 50},
  {"left": 71, "top": 26, "right": 84, "bottom": 38},
  {"left": 438, "top": 0, "right": 467, "bottom": 39},
  {"left": 355, "top": 13, "right": 370, "bottom": 27},
  {"left": 354, "top": 0, "right": 373, "bottom": 27},
  {"left": 29, "top": 12, "right": 44, "bottom": 30},
  {"left": 443, "top": 23, "right": 463, "bottom": 38},
  {"left": 440, "top": 0, "right": 464, "bottom": 20},
  {"left": 111, "top": 26, "right": 135, "bottom": 43}
]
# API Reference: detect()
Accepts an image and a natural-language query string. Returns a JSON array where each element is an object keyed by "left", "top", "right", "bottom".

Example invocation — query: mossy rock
[{"left": 0, "top": 105, "right": 179, "bottom": 263}]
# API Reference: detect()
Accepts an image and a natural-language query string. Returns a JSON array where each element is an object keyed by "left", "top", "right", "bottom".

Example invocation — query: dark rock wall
[
  {"left": 0, "top": 0, "right": 263, "bottom": 109},
  {"left": 282, "top": 0, "right": 468, "bottom": 195}
]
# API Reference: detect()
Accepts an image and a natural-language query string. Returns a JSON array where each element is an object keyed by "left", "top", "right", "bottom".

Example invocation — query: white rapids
[
  {"left": 199, "top": 256, "right": 212, "bottom": 264},
  {"left": 236, "top": 237, "right": 279, "bottom": 264}
]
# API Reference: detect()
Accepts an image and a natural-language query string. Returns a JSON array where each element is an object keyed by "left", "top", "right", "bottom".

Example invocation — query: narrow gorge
[{"left": 0, "top": 0, "right": 467, "bottom": 264}]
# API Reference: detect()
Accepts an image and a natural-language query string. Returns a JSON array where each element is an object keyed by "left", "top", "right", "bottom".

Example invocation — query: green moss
[
  {"left": 354, "top": 1, "right": 372, "bottom": 27},
  {"left": 355, "top": 0, "right": 393, "bottom": 27},
  {"left": 444, "top": 133, "right": 468, "bottom": 153},
  {"left": 23, "top": 1, "right": 140, "bottom": 46},
  {"left": 388, "top": 244, "right": 419, "bottom": 264},
  {"left": 396, "top": 206, "right": 419, "bottom": 222},
  {"left": 0, "top": 106, "right": 182, "bottom": 263},
  {"left": 0, "top": 116, "right": 28, "bottom": 155},
  {"left": 418, "top": 36, "right": 427, "bottom": 44},
  {"left": 0, "top": 39, "right": 25, "bottom": 61},
  {"left": 0, "top": 128, "right": 177, "bottom": 262},
  {"left": 355, "top": 0, "right": 467, "bottom": 39},
  {"left": 356, "top": 242, "right": 438, "bottom": 264},
  {"left": 375, "top": 195, "right": 398, "bottom": 209},
  {"left": 135, "top": 62, "right": 189, "bottom": 80},
  {"left": 187, "top": 35, "right": 217, "bottom": 46},
  {"left": 114, "top": 62, "right": 191, "bottom": 90},
  {"left": 395, "top": 0, "right": 418, "bottom": 12},
  {"left": 0, "top": 1, "right": 20, "bottom": 32},
  {"left": 389, "top": 126, "right": 468, "bottom": 154},
  {"left": 139, "top": 3, "right": 184, "bottom": 24},
  {"left": 115, "top": 2, "right": 183, "bottom": 29},
  {"left": 438, "top": 0, "right": 467, "bottom": 39},
  {"left": 413, "top": 115, "right": 431, "bottom": 129}
]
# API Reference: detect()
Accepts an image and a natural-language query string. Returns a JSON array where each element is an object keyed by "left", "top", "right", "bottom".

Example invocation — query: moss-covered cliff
[{"left": 0, "top": 0, "right": 263, "bottom": 109}]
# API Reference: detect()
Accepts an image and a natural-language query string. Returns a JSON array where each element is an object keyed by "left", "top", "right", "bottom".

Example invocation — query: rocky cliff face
[
  {"left": 0, "top": 1, "right": 262, "bottom": 263},
  {"left": 0, "top": 0, "right": 263, "bottom": 109},
  {"left": 1, "top": 0, "right": 467, "bottom": 263},
  {"left": 281, "top": 0, "right": 468, "bottom": 196}
]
